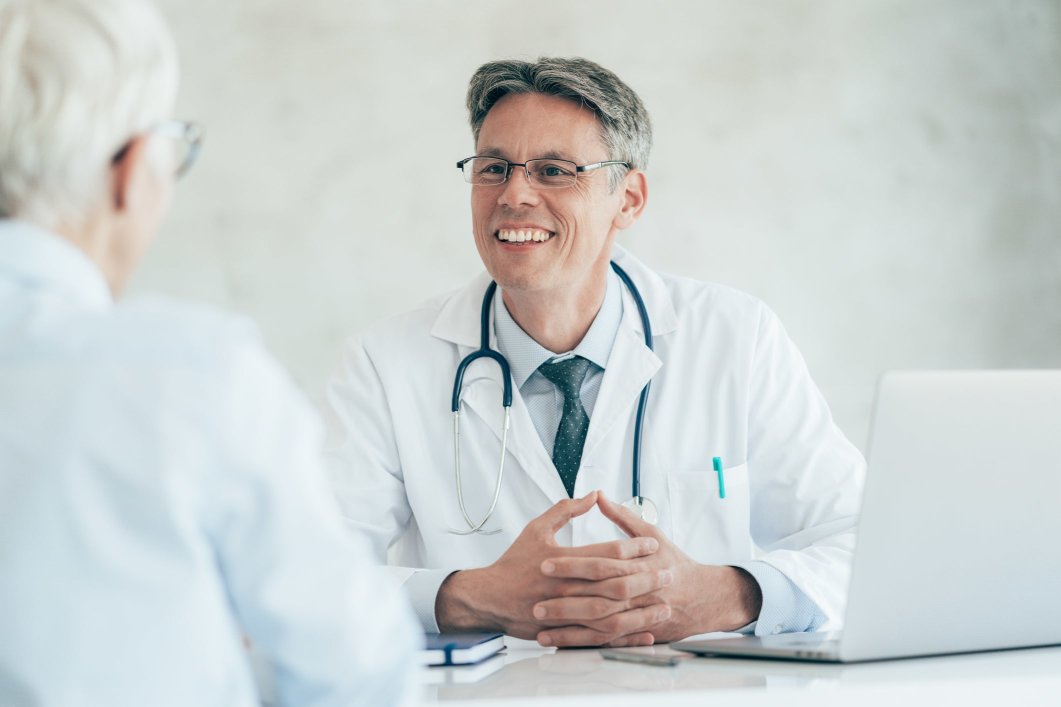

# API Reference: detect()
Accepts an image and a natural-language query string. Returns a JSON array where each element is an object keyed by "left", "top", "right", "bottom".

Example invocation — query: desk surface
[{"left": 416, "top": 639, "right": 1061, "bottom": 707}]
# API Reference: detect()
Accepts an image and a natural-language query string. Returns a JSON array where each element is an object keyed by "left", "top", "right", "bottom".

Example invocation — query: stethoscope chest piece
[{"left": 621, "top": 496, "right": 659, "bottom": 525}]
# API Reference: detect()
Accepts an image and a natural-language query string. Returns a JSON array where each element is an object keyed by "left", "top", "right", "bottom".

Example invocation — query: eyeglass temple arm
[{"left": 576, "top": 161, "right": 631, "bottom": 173}]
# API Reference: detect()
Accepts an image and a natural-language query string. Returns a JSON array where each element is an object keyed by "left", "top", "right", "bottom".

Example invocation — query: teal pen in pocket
[{"left": 713, "top": 456, "right": 726, "bottom": 499}]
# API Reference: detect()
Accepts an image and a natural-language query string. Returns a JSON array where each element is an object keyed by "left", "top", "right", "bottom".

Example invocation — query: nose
[{"left": 497, "top": 165, "right": 540, "bottom": 208}]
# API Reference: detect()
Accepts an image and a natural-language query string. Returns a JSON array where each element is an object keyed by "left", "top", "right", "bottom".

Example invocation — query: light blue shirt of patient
[
  {"left": 492, "top": 269, "right": 826, "bottom": 636},
  {"left": 0, "top": 220, "right": 419, "bottom": 707}
]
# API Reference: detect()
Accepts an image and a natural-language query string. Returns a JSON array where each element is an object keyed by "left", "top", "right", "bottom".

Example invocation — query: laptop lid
[
  {"left": 675, "top": 371, "right": 1061, "bottom": 664},
  {"left": 839, "top": 370, "right": 1061, "bottom": 661}
]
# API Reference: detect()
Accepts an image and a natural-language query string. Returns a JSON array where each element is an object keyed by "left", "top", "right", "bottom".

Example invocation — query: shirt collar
[
  {"left": 494, "top": 268, "right": 624, "bottom": 388},
  {"left": 0, "top": 219, "right": 113, "bottom": 311}
]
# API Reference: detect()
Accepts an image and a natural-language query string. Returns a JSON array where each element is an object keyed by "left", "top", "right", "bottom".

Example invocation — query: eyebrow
[{"left": 475, "top": 147, "right": 579, "bottom": 162}]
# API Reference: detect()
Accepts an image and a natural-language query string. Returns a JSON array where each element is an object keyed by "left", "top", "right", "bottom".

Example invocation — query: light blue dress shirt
[
  {"left": 494, "top": 270, "right": 826, "bottom": 635},
  {"left": 0, "top": 220, "right": 419, "bottom": 706}
]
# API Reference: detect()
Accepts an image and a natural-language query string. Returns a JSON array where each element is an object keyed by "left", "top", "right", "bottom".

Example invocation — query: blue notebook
[{"left": 421, "top": 632, "right": 505, "bottom": 666}]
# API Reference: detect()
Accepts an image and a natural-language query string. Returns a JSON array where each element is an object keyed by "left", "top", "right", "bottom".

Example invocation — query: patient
[{"left": 0, "top": 1, "right": 418, "bottom": 705}]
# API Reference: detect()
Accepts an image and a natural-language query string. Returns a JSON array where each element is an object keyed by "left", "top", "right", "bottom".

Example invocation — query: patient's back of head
[{"left": 0, "top": 2, "right": 419, "bottom": 705}]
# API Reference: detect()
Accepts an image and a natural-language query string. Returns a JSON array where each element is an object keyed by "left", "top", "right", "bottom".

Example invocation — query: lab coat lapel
[
  {"left": 580, "top": 309, "right": 661, "bottom": 463},
  {"left": 462, "top": 378, "right": 568, "bottom": 504},
  {"left": 582, "top": 246, "right": 677, "bottom": 463},
  {"left": 434, "top": 273, "right": 568, "bottom": 506}
]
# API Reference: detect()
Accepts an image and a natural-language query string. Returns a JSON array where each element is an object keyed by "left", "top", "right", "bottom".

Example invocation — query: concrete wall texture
[{"left": 138, "top": 0, "right": 1061, "bottom": 450}]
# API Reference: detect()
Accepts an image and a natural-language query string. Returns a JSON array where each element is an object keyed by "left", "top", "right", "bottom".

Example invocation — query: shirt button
[{"left": 773, "top": 625, "right": 783, "bottom": 635}]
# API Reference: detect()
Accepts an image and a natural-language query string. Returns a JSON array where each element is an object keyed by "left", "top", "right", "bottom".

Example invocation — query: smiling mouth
[{"left": 495, "top": 228, "right": 555, "bottom": 244}]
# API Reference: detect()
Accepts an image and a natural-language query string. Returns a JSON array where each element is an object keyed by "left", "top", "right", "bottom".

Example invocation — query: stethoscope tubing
[
  {"left": 448, "top": 260, "right": 653, "bottom": 534},
  {"left": 608, "top": 261, "right": 654, "bottom": 502}
]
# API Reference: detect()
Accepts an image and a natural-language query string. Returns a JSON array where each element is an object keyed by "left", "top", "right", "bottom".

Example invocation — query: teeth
[{"left": 498, "top": 229, "right": 552, "bottom": 243}]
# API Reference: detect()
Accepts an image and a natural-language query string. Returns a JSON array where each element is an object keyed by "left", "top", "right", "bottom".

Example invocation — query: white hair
[{"left": 0, "top": 0, "right": 178, "bottom": 228}]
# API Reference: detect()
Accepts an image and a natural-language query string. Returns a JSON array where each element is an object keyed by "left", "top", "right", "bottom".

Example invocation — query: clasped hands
[{"left": 436, "top": 490, "right": 761, "bottom": 647}]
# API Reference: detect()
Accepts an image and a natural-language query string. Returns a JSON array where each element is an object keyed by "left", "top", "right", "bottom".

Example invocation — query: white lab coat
[{"left": 326, "top": 246, "right": 865, "bottom": 630}]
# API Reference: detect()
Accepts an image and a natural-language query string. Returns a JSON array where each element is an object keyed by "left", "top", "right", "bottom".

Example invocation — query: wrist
[
  {"left": 725, "top": 566, "right": 763, "bottom": 629},
  {"left": 435, "top": 567, "right": 500, "bottom": 633},
  {"left": 688, "top": 564, "right": 763, "bottom": 633}
]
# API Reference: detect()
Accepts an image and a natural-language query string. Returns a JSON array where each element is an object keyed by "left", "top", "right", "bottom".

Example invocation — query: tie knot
[{"left": 538, "top": 355, "right": 593, "bottom": 397}]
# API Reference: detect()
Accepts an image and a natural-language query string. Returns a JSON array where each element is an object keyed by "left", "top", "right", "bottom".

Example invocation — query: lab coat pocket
[{"left": 665, "top": 462, "right": 751, "bottom": 565}]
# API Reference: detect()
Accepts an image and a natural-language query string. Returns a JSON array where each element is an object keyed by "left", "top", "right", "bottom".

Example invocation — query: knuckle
[
  {"left": 653, "top": 604, "right": 672, "bottom": 623},
  {"left": 577, "top": 560, "right": 602, "bottom": 578},
  {"left": 598, "top": 615, "right": 622, "bottom": 634},
  {"left": 612, "top": 581, "right": 633, "bottom": 600},
  {"left": 634, "top": 592, "right": 662, "bottom": 608},
  {"left": 588, "top": 563, "right": 610, "bottom": 581},
  {"left": 589, "top": 598, "right": 611, "bottom": 618},
  {"left": 545, "top": 630, "right": 571, "bottom": 647}
]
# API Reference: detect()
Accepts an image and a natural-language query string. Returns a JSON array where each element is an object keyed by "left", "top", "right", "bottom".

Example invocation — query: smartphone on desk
[{"left": 600, "top": 647, "right": 684, "bottom": 667}]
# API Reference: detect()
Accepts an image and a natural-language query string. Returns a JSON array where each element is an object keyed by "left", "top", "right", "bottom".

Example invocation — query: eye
[
  {"left": 538, "top": 162, "right": 574, "bottom": 178},
  {"left": 478, "top": 161, "right": 507, "bottom": 175}
]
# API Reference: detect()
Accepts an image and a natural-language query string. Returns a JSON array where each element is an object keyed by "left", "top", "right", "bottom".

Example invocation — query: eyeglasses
[
  {"left": 112, "top": 120, "right": 204, "bottom": 179},
  {"left": 456, "top": 156, "right": 630, "bottom": 189}
]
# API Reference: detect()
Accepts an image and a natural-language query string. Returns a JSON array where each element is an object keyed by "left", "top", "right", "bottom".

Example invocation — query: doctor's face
[{"left": 470, "top": 93, "right": 633, "bottom": 298}]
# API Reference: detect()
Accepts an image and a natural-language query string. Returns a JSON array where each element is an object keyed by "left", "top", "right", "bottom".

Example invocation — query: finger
[
  {"left": 552, "top": 569, "right": 673, "bottom": 600},
  {"left": 535, "top": 571, "right": 670, "bottom": 618},
  {"left": 597, "top": 491, "right": 662, "bottom": 540},
  {"left": 532, "top": 491, "right": 600, "bottom": 536},
  {"left": 543, "top": 556, "right": 650, "bottom": 581},
  {"left": 532, "top": 596, "right": 628, "bottom": 623},
  {"left": 604, "top": 632, "right": 656, "bottom": 648},
  {"left": 562, "top": 536, "right": 659, "bottom": 560},
  {"left": 537, "top": 604, "right": 672, "bottom": 647}
]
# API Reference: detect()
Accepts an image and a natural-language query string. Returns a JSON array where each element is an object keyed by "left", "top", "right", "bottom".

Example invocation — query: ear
[
  {"left": 110, "top": 135, "right": 153, "bottom": 212},
  {"left": 612, "top": 169, "right": 648, "bottom": 231}
]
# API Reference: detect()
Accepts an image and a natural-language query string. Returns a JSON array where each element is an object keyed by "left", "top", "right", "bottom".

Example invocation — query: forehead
[{"left": 476, "top": 92, "right": 607, "bottom": 160}]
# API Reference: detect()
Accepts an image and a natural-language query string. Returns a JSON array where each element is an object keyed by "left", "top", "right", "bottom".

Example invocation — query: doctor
[{"left": 326, "top": 57, "right": 865, "bottom": 647}]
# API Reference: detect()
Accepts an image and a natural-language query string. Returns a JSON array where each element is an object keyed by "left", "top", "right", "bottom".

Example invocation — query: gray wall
[{"left": 137, "top": 0, "right": 1061, "bottom": 450}]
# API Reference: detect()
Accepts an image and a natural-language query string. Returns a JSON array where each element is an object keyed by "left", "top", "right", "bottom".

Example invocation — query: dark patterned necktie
[{"left": 538, "top": 355, "right": 593, "bottom": 497}]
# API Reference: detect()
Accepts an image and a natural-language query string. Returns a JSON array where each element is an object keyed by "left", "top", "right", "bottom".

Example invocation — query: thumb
[
  {"left": 533, "top": 491, "right": 600, "bottom": 537},
  {"left": 597, "top": 492, "right": 663, "bottom": 540}
]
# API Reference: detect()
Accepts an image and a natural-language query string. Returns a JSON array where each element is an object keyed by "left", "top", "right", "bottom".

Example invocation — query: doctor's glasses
[{"left": 457, "top": 156, "right": 630, "bottom": 189}]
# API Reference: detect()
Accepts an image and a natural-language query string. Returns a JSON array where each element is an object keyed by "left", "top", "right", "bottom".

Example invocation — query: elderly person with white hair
[{"left": 0, "top": 1, "right": 418, "bottom": 706}]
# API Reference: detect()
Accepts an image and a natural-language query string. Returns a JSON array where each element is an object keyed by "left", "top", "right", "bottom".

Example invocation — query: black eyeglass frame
[{"left": 456, "top": 156, "right": 631, "bottom": 188}]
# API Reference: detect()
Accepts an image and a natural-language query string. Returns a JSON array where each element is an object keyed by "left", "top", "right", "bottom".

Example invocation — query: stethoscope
[{"left": 449, "top": 260, "right": 658, "bottom": 535}]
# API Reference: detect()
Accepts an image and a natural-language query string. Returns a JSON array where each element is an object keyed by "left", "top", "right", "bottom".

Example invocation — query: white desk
[{"left": 416, "top": 639, "right": 1061, "bottom": 706}]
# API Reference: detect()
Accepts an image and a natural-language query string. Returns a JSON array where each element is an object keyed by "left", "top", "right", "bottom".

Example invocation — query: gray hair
[
  {"left": 0, "top": 0, "right": 178, "bottom": 228},
  {"left": 466, "top": 57, "right": 652, "bottom": 191}
]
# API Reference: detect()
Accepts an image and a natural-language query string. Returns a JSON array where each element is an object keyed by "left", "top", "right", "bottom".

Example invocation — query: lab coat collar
[
  {"left": 609, "top": 244, "right": 678, "bottom": 338},
  {"left": 429, "top": 270, "right": 494, "bottom": 350},
  {"left": 429, "top": 244, "right": 678, "bottom": 349},
  {"left": 429, "top": 244, "right": 674, "bottom": 505},
  {"left": 0, "top": 219, "right": 113, "bottom": 312}
]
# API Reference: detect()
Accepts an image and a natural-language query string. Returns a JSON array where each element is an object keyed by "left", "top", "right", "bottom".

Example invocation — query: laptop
[{"left": 674, "top": 370, "right": 1061, "bottom": 663}]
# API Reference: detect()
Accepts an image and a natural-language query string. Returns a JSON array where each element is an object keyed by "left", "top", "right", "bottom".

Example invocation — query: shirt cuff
[
  {"left": 401, "top": 568, "right": 456, "bottom": 633},
  {"left": 733, "top": 561, "right": 826, "bottom": 636}
]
